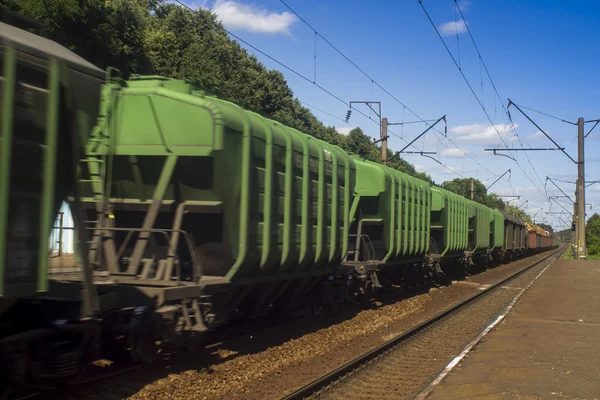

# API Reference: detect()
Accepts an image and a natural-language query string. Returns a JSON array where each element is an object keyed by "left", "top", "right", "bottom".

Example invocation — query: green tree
[
  {"left": 556, "top": 228, "right": 572, "bottom": 243},
  {"left": 585, "top": 213, "right": 600, "bottom": 255},
  {"left": 440, "top": 178, "right": 505, "bottom": 209},
  {"left": 344, "top": 128, "right": 375, "bottom": 159},
  {"left": 538, "top": 223, "right": 553, "bottom": 234},
  {"left": 506, "top": 205, "right": 532, "bottom": 223},
  {"left": 442, "top": 178, "right": 485, "bottom": 201},
  {"left": 486, "top": 193, "right": 506, "bottom": 210},
  {"left": 7, "top": 0, "right": 153, "bottom": 77},
  {"left": 414, "top": 171, "right": 433, "bottom": 184}
]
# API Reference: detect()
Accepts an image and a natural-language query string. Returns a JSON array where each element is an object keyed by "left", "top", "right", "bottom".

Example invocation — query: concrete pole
[
  {"left": 381, "top": 117, "right": 388, "bottom": 165},
  {"left": 577, "top": 117, "right": 586, "bottom": 259},
  {"left": 470, "top": 179, "right": 475, "bottom": 200},
  {"left": 573, "top": 187, "right": 578, "bottom": 255}
]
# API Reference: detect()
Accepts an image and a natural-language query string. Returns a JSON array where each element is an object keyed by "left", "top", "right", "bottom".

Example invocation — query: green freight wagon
[
  {"left": 79, "top": 74, "right": 438, "bottom": 322},
  {"left": 0, "top": 17, "right": 108, "bottom": 388},
  {"left": 428, "top": 187, "right": 504, "bottom": 273},
  {"left": 344, "top": 158, "right": 431, "bottom": 287},
  {"left": 489, "top": 209, "right": 505, "bottom": 263},
  {"left": 0, "top": 21, "right": 103, "bottom": 302},
  {"left": 467, "top": 200, "right": 492, "bottom": 257},
  {"left": 428, "top": 186, "right": 468, "bottom": 273},
  {"left": 499, "top": 209, "right": 526, "bottom": 259},
  {"left": 81, "top": 75, "right": 362, "bottom": 323}
]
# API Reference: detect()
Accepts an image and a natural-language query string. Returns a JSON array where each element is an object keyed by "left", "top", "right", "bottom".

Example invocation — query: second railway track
[{"left": 282, "top": 246, "right": 566, "bottom": 400}]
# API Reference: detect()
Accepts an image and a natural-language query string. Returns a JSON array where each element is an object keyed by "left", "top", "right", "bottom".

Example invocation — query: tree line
[
  {"left": 4, "top": 0, "right": 430, "bottom": 179},
  {"left": 5, "top": 0, "right": 543, "bottom": 222}
]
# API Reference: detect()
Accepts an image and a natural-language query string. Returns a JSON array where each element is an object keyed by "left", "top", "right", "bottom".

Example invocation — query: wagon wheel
[
  {"left": 308, "top": 289, "right": 324, "bottom": 316},
  {"left": 129, "top": 307, "right": 162, "bottom": 364},
  {"left": 183, "top": 330, "right": 203, "bottom": 352}
]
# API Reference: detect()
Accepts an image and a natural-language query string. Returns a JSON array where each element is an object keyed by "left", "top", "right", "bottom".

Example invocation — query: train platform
[{"left": 425, "top": 257, "right": 600, "bottom": 400}]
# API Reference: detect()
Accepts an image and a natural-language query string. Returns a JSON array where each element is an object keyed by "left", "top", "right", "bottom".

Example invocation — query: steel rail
[{"left": 281, "top": 246, "right": 566, "bottom": 400}]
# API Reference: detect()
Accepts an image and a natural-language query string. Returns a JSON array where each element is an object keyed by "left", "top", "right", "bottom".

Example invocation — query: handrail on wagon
[
  {"left": 348, "top": 233, "right": 376, "bottom": 263},
  {"left": 90, "top": 227, "right": 200, "bottom": 282}
]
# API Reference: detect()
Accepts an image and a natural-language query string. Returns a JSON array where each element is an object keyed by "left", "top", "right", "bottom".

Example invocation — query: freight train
[{"left": 0, "top": 16, "right": 559, "bottom": 392}]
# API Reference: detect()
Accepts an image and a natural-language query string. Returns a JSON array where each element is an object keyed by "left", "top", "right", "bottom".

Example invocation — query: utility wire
[
  {"left": 299, "top": 101, "right": 350, "bottom": 125},
  {"left": 279, "top": 0, "right": 494, "bottom": 174},
  {"left": 176, "top": 1, "right": 406, "bottom": 132},
  {"left": 547, "top": 177, "right": 576, "bottom": 184},
  {"left": 454, "top": 0, "right": 549, "bottom": 194},
  {"left": 386, "top": 130, "right": 465, "bottom": 178},
  {"left": 176, "top": 0, "right": 465, "bottom": 180},
  {"left": 420, "top": 0, "right": 547, "bottom": 200},
  {"left": 510, "top": 103, "right": 576, "bottom": 125},
  {"left": 279, "top": 0, "right": 491, "bottom": 177},
  {"left": 455, "top": 1, "right": 561, "bottom": 227}
]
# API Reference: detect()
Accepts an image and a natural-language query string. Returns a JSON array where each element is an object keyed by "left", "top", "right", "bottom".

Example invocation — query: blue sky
[{"left": 181, "top": 0, "right": 600, "bottom": 231}]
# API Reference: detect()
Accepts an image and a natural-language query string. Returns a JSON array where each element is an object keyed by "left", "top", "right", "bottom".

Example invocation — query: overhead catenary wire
[
  {"left": 174, "top": 1, "right": 419, "bottom": 156},
  {"left": 547, "top": 177, "right": 576, "bottom": 184},
  {"left": 176, "top": 0, "right": 469, "bottom": 178},
  {"left": 509, "top": 102, "right": 576, "bottom": 125},
  {"left": 278, "top": 0, "right": 494, "bottom": 177},
  {"left": 386, "top": 130, "right": 465, "bottom": 178},
  {"left": 452, "top": 0, "right": 547, "bottom": 194},
  {"left": 419, "top": 0, "right": 548, "bottom": 201},
  {"left": 454, "top": 0, "right": 549, "bottom": 194},
  {"left": 299, "top": 100, "right": 351, "bottom": 125}
]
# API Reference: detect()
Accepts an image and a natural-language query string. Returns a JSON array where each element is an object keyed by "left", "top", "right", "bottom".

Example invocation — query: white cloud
[
  {"left": 437, "top": 19, "right": 467, "bottom": 36},
  {"left": 441, "top": 148, "right": 466, "bottom": 158},
  {"left": 456, "top": 0, "right": 471, "bottom": 12},
  {"left": 336, "top": 127, "right": 355, "bottom": 136},
  {"left": 527, "top": 130, "right": 546, "bottom": 141},
  {"left": 449, "top": 123, "right": 519, "bottom": 146},
  {"left": 211, "top": 0, "right": 297, "bottom": 36},
  {"left": 414, "top": 163, "right": 427, "bottom": 172}
]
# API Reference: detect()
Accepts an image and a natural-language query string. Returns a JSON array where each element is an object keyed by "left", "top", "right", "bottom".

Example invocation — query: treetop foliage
[
  {"left": 440, "top": 178, "right": 506, "bottom": 211},
  {"left": 6, "top": 0, "right": 540, "bottom": 223},
  {"left": 586, "top": 213, "right": 600, "bottom": 255},
  {"left": 537, "top": 223, "right": 553, "bottom": 234}
]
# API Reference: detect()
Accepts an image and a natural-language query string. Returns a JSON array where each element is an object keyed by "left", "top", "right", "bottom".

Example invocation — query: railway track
[
  {"left": 9, "top": 249, "right": 562, "bottom": 400},
  {"left": 281, "top": 246, "right": 566, "bottom": 400}
]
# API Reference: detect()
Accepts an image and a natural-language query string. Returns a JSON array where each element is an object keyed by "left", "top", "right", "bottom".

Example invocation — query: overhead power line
[
  {"left": 278, "top": 0, "right": 494, "bottom": 178},
  {"left": 509, "top": 102, "right": 577, "bottom": 125},
  {"left": 299, "top": 101, "right": 350, "bottom": 125},
  {"left": 279, "top": 0, "right": 495, "bottom": 178},
  {"left": 418, "top": 0, "right": 547, "bottom": 200},
  {"left": 174, "top": 0, "right": 399, "bottom": 134},
  {"left": 176, "top": 0, "right": 469, "bottom": 178},
  {"left": 453, "top": 0, "right": 548, "bottom": 194}
]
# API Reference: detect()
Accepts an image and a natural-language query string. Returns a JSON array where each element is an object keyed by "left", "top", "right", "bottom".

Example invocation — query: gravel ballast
[{"left": 53, "top": 251, "right": 557, "bottom": 400}]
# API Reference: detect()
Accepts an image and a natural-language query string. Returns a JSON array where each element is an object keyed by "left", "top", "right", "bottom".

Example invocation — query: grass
[{"left": 562, "top": 246, "right": 600, "bottom": 260}]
